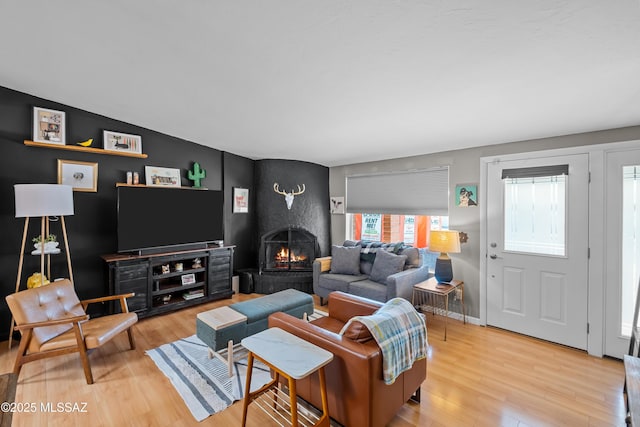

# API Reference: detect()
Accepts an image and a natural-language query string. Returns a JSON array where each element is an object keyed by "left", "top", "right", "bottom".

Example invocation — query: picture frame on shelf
[
  {"left": 103, "top": 130, "right": 142, "bottom": 154},
  {"left": 181, "top": 273, "right": 196, "bottom": 286},
  {"left": 32, "top": 107, "right": 66, "bottom": 145},
  {"left": 145, "top": 166, "right": 181, "bottom": 187},
  {"left": 233, "top": 187, "right": 249, "bottom": 213},
  {"left": 57, "top": 159, "right": 98, "bottom": 192}
]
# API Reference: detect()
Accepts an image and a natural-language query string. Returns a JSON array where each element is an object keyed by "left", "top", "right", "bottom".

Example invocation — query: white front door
[
  {"left": 486, "top": 154, "right": 589, "bottom": 349},
  {"left": 604, "top": 150, "right": 640, "bottom": 358}
]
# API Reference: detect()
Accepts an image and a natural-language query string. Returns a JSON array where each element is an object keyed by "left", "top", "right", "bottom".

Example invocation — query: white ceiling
[{"left": 2, "top": 1, "right": 639, "bottom": 167}]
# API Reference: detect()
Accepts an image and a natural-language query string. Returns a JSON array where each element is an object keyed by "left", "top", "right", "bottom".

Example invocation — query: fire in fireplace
[{"left": 260, "top": 226, "right": 318, "bottom": 273}]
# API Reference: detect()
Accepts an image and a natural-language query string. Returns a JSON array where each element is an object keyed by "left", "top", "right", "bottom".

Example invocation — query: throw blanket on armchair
[{"left": 339, "top": 297, "right": 428, "bottom": 384}]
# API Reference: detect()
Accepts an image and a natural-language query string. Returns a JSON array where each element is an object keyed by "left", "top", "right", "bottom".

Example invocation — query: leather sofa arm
[
  {"left": 268, "top": 312, "right": 381, "bottom": 362},
  {"left": 327, "top": 291, "right": 381, "bottom": 323}
]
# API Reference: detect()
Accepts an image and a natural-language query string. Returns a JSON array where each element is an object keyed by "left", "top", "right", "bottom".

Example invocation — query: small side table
[
  {"left": 241, "top": 327, "right": 334, "bottom": 427},
  {"left": 196, "top": 306, "right": 248, "bottom": 377},
  {"left": 412, "top": 277, "right": 466, "bottom": 341}
]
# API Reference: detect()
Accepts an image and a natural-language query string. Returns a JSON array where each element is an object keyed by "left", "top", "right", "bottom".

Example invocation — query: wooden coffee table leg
[
  {"left": 288, "top": 376, "right": 298, "bottom": 426},
  {"left": 227, "top": 340, "right": 233, "bottom": 377},
  {"left": 318, "top": 367, "right": 330, "bottom": 426}
]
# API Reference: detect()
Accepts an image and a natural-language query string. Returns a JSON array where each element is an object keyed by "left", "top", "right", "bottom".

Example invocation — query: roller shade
[
  {"left": 501, "top": 164, "right": 569, "bottom": 179},
  {"left": 346, "top": 168, "right": 449, "bottom": 215}
]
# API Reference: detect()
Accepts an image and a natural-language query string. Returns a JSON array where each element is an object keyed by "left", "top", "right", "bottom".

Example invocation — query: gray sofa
[{"left": 313, "top": 240, "right": 435, "bottom": 304}]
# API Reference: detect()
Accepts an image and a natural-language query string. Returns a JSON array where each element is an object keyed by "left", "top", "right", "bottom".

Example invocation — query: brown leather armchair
[
  {"left": 268, "top": 291, "right": 426, "bottom": 427},
  {"left": 6, "top": 279, "right": 138, "bottom": 384}
]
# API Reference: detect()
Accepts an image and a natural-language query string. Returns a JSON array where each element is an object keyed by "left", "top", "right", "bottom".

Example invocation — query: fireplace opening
[{"left": 260, "top": 227, "right": 318, "bottom": 273}]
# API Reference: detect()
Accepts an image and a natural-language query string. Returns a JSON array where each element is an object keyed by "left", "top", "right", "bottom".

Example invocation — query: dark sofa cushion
[
  {"left": 330, "top": 245, "right": 361, "bottom": 275},
  {"left": 369, "top": 250, "right": 407, "bottom": 284}
]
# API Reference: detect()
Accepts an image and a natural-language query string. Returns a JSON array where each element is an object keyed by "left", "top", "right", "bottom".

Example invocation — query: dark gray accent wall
[
  {"left": 0, "top": 86, "right": 255, "bottom": 339},
  {"left": 223, "top": 152, "right": 256, "bottom": 270},
  {"left": 255, "top": 159, "right": 330, "bottom": 257}
]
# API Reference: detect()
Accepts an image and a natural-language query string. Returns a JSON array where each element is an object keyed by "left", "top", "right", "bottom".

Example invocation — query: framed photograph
[
  {"left": 103, "top": 130, "right": 142, "bottom": 154},
  {"left": 57, "top": 159, "right": 98, "bottom": 192},
  {"left": 181, "top": 273, "right": 196, "bottom": 286},
  {"left": 145, "top": 166, "right": 181, "bottom": 187},
  {"left": 330, "top": 196, "right": 345, "bottom": 214},
  {"left": 33, "top": 107, "right": 66, "bottom": 145},
  {"left": 233, "top": 187, "right": 249, "bottom": 213},
  {"left": 455, "top": 184, "right": 478, "bottom": 207}
]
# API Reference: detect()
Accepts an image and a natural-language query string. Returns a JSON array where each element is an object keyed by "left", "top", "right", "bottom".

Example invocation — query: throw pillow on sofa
[
  {"left": 342, "top": 319, "right": 373, "bottom": 343},
  {"left": 330, "top": 245, "right": 361, "bottom": 275},
  {"left": 369, "top": 250, "right": 407, "bottom": 284}
]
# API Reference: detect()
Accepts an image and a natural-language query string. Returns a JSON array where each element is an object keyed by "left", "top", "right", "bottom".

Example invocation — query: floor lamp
[{"left": 10, "top": 184, "right": 75, "bottom": 348}]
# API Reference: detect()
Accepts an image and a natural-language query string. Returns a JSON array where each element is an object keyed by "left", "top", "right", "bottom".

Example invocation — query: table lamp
[{"left": 429, "top": 230, "right": 461, "bottom": 283}]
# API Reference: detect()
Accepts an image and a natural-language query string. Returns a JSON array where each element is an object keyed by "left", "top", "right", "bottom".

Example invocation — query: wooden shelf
[
  {"left": 24, "top": 140, "right": 148, "bottom": 158},
  {"left": 115, "top": 183, "right": 208, "bottom": 190}
]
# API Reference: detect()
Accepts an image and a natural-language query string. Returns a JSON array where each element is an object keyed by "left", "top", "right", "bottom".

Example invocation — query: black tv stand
[{"left": 102, "top": 246, "right": 234, "bottom": 318}]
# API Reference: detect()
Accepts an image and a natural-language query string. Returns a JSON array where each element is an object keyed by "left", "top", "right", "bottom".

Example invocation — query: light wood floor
[{"left": 0, "top": 293, "right": 627, "bottom": 427}]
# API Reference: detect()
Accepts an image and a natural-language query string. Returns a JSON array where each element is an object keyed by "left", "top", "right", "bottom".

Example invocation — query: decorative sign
[
  {"left": 233, "top": 187, "right": 249, "bottom": 213},
  {"left": 403, "top": 215, "right": 415, "bottom": 244},
  {"left": 361, "top": 214, "right": 382, "bottom": 241}
]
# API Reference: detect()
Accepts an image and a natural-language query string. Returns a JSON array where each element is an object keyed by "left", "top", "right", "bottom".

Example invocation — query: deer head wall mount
[{"left": 273, "top": 183, "right": 305, "bottom": 210}]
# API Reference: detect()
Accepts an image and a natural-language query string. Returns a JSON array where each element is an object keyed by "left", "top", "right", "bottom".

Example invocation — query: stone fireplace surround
[{"left": 242, "top": 159, "right": 330, "bottom": 294}]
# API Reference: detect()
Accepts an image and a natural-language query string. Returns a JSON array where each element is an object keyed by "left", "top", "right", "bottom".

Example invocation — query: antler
[
  {"left": 273, "top": 183, "right": 305, "bottom": 195},
  {"left": 273, "top": 183, "right": 287, "bottom": 195}
]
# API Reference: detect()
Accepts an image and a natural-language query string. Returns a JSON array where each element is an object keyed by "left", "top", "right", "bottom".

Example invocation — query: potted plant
[{"left": 32, "top": 234, "right": 59, "bottom": 252}]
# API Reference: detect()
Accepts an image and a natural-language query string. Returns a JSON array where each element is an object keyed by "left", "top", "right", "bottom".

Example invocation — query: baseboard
[{"left": 417, "top": 304, "right": 480, "bottom": 325}]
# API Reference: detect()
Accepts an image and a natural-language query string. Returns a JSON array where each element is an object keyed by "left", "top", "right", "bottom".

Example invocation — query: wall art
[
  {"left": 455, "top": 183, "right": 478, "bottom": 207},
  {"left": 103, "top": 130, "right": 143, "bottom": 154},
  {"left": 233, "top": 187, "right": 249, "bottom": 213},
  {"left": 330, "top": 196, "right": 345, "bottom": 214},
  {"left": 145, "top": 166, "right": 181, "bottom": 187},
  {"left": 57, "top": 159, "right": 98, "bottom": 192},
  {"left": 33, "top": 107, "right": 66, "bottom": 145}
]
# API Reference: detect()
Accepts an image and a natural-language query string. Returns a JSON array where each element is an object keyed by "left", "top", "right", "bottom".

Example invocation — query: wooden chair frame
[{"left": 11, "top": 292, "right": 136, "bottom": 385}]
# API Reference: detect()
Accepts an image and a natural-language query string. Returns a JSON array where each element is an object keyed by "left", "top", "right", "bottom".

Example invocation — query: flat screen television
[{"left": 117, "top": 186, "right": 224, "bottom": 254}]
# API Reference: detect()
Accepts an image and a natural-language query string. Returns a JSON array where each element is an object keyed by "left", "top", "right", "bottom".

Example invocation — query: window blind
[
  {"left": 346, "top": 167, "right": 449, "bottom": 215},
  {"left": 501, "top": 164, "right": 569, "bottom": 179}
]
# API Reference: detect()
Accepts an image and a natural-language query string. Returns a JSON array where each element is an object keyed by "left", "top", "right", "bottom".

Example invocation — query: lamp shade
[
  {"left": 429, "top": 230, "right": 461, "bottom": 254},
  {"left": 15, "top": 184, "right": 74, "bottom": 218}
]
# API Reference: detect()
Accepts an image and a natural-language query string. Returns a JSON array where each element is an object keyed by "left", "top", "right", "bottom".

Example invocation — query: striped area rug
[
  {"left": 146, "top": 335, "right": 271, "bottom": 422},
  {"left": 146, "top": 310, "right": 327, "bottom": 422}
]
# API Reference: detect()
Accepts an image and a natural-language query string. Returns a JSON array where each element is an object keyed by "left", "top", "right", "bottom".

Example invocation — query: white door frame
[{"left": 480, "top": 140, "right": 640, "bottom": 357}]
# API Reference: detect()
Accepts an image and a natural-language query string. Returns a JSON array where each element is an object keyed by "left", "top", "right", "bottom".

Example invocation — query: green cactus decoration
[{"left": 187, "top": 162, "right": 206, "bottom": 188}]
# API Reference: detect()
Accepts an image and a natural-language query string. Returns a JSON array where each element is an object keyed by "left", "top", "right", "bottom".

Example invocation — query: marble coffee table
[{"left": 241, "top": 327, "right": 333, "bottom": 427}]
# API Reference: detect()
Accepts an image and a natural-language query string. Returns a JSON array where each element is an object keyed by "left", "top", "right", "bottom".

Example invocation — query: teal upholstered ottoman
[
  {"left": 230, "top": 288, "right": 314, "bottom": 336},
  {"left": 196, "top": 289, "right": 314, "bottom": 375}
]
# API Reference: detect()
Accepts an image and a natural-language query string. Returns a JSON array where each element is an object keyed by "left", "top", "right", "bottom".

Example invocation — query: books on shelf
[{"left": 183, "top": 289, "right": 204, "bottom": 300}]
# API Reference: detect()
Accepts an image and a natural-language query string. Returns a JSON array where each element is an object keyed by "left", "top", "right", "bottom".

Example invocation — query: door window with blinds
[
  {"left": 345, "top": 168, "right": 449, "bottom": 247},
  {"left": 502, "top": 165, "right": 568, "bottom": 256}
]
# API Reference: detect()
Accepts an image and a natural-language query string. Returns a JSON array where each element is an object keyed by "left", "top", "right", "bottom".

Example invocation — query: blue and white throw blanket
[{"left": 339, "top": 298, "right": 428, "bottom": 384}]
